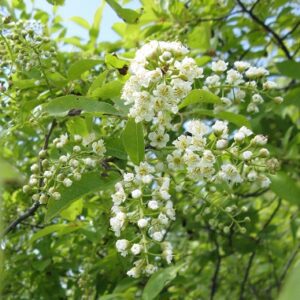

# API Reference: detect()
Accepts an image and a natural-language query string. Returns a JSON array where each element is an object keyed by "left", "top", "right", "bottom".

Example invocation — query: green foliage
[
  {"left": 121, "top": 118, "right": 145, "bottom": 165},
  {"left": 1, "top": 0, "right": 300, "bottom": 299}
]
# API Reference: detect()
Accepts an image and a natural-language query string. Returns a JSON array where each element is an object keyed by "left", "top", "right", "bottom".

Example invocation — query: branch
[
  {"left": 238, "top": 198, "right": 282, "bottom": 300},
  {"left": 282, "top": 21, "right": 300, "bottom": 40},
  {"left": 1, "top": 119, "right": 57, "bottom": 237},
  {"left": 236, "top": 188, "right": 268, "bottom": 199},
  {"left": 210, "top": 237, "right": 222, "bottom": 300},
  {"left": 236, "top": 0, "right": 292, "bottom": 59}
]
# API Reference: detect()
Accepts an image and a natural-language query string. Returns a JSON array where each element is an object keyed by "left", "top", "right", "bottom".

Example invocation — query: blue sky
[{"left": 24, "top": 0, "right": 140, "bottom": 41}]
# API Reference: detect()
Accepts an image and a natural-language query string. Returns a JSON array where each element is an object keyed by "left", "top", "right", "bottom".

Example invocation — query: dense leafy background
[{"left": 1, "top": 0, "right": 300, "bottom": 299}]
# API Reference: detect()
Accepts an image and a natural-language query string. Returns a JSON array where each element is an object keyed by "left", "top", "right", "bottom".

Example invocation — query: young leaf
[
  {"left": 88, "top": 70, "right": 109, "bottom": 96},
  {"left": 42, "top": 95, "right": 119, "bottom": 117},
  {"left": 270, "top": 172, "right": 300, "bottom": 205},
  {"left": 105, "top": 0, "right": 140, "bottom": 24},
  {"left": 142, "top": 265, "right": 181, "bottom": 300},
  {"left": 67, "top": 59, "right": 102, "bottom": 80},
  {"left": 91, "top": 80, "right": 124, "bottom": 100},
  {"left": 121, "top": 118, "right": 145, "bottom": 165},
  {"left": 105, "top": 53, "right": 127, "bottom": 69},
  {"left": 216, "top": 111, "right": 251, "bottom": 128},
  {"left": 70, "top": 16, "right": 90, "bottom": 30},
  {"left": 276, "top": 60, "right": 300, "bottom": 80},
  {"left": 179, "top": 89, "right": 222, "bottom": 109},
  {"left": 29, "top": 223, "right": 82, "bottom": 243},
  {"left": 45, "top": 171, "right": 121, "bottom": 222},
  {"left": 89, "top": 1, "right": 105, "bottom": 41}
]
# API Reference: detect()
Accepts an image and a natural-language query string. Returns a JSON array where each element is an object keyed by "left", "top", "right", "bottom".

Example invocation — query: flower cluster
[
  {"left": 122, "top": 40, "right": 203, "bottom": 148},
  {"left": 0, "top": 19, "right": 57, "bottom": 73},
  {"left": 110, "top": 161, "right": 175, "bottom": 277},
  {"left": 169, "top": 119, "right": 278, "bottom": 191},
  {"left": 204, "top": 60, "right": 282, "bottom": 113},
  {"left": 22, "top": 133, "right": 106, "bottom": 204}
]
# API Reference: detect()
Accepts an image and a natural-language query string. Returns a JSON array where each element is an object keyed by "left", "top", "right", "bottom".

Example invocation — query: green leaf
[
  {"left": 142, "top": 265, "right": 181, "bottom": 300},
  {"left": 187, "top": 25, "right": 211, "bottom": 51},
  {"left": 91, "top": 80, "right": 124, "bottom": 100},
  {"left": 60, "top": 199, "right": 83, "bottom": 221},
  {"left": 216, "top": 111, "right": 251, "bottom": 128},
  {"left": 89, "top": 1, "right": 105, "bottom": 41},
  {"left": 105, "top": 0, "right": 140, "bottom": 24},
  {"left": 29, "top": 223, "right": 81, "bottom": 243},
  {"left": 276, "top": 60, "right": 300, "bottom": 80},
  {"left": 104, "top": 137, "right": 127, "bottom": 160},
  {"left": 105, "top": 53, "right": 127, "bottom": 69},
  {"left": 121, "top": 118, "right": 144, "bottom": 165},
  {"left": 88, "top": 70, "right": 109, "bottom": 96},
  {"left": 42, "top": 95, "right": 119, "bottom": 117},
  {"left": 46, "top": 0, "right": 65, "bottom": 5},
  {"left": 70, "top": 16, "right": 90, "bottom": 30},
  {"left": 179, "top": 89, "right": 222, "bottom": 109},
  {"left": 270, "top": 172, "right": 300, "bottom": 205},
  {"left": 67, "top": 59, "right": 102, "bottom": 80},
  {"left": 45, "top": 171, "right": 121, "bottom": 222},
  {"left": 279, "top": 263, "right": 300, "bottom": 300}
]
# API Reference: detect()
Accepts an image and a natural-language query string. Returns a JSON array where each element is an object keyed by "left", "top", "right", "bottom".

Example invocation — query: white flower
[
  {"left": 92, "top": 139, "right": 106, "bottom": 156},
  {"left": 245, "top": 67, "right": 269, "bottom": 78},
  {"left": 219, "top": 164, "right": 243, "bottom": 184},
  {"left": 212, "top": 60, "right": 228, "bottom": 73},
  {"left": 234, "top": 61, "right": 250, "bottom": 72},
  {"left": 112, "top": 189, "right": 126, "bottom": 205},
  {"left": 148, "top": 200, "right": 159, "bottom": 210},
  {"left": 259, "top": 175, "right": 271, "bottom": 188},
  {"left": 174, "top": 57, "right": 203, "bottom": 81},
  {"left": 74, "top": 134, "right": 82, "bottom": 142},
  {"left": 160, "top": 190, "right": 171, "bottom": 200},
  {"left": 171, "top": 78, "right": 192, "bottom": 99},
  {"left": 226, "top": 69, "right": 243, "bottom": 84},
  {"left": 82, "top": 133, "right": 96, "bottom": 146},
  {"left": 263, "top": 80, "right": 277, "bottom": 90},
  {"left": 137, "top": 218, "right": 148, "bottom": 229},
  {"left": 173, "top": 135, "right": 191, "bottom": 151},
  {"left": 52, "top": 192, "right": 61, "bottom": 200},
  {"left": 212, "top": 120, "right": 228, "bottom": 137},
  {"left": 83, "top": 158, "right": 96, "bottom": 167},
  {"left": 242, "top": 151, "right": 253, "bottom": 160},
  {"left": 44, "top": 170, "right": 52, "bottom": 178},
  {"left": 247, "top": 170, "right": 257, "bottom": 181},
  {"left": 148, "top": 130, "right": 169, "bottom": 149},
  {"left": 239, "top": 126, "right": 253, "bottom": 137},
  {"left": 247, "top": 103, "right": 259, "bottom": 113},
  {"left": 274, "top": 96, "right": 283, "bottom": 104},
  {"left": 158, "top": 213, "right": 169, "bottom": 225},
  {"left": 123, "top": 172, "right": 134, "bottom": 182},
  {"left": 131, "top": 189, "right": 142, "bottom": 199},
  {"left": 110, "top": 211, "right": 126, "bottom": 237},
  {"left": 30, "top": 164, "right": 39, "bottom": 172},
  {"left": 216, "top": 139, "right": 228, "bottom": 149},
  {"left": 73, "top": 145, "right": 81, "bottom": 152},
  {"left": 252, "top": 94, "right": 264, "bottom": 104},
  {"left": 144, "top": 264, "right": 158, "bottom": 275},
  {"left": 153, "top": 83, "right": 173, "bottom": 99},
  {"left": 205, "top": 75, "right": 221, "bottom": 87},
  {"left": 251, "top": 134, "right": 268, "bottom": 145},
  {"left": 162, "top": 242, "right": 173, "bottom": 264},
  {"left": 131, "top": 244, "right": 143, "bottom": 255},
  {"left": 59, "top": 155, "right": 69, "bottom": 163},
  {"left": 186, "top": 120, "right": 209, "bottom": 136},
  {"left": 152, "top": 231, "right": 164, "bottom": 242},
  {"left": 116, "top": 239, "right": 129, "bottom": 256},
  {"left": 63, "top": 178, "right": 73, "bottom": 187},
  {"left": 127, "top": 267, "right": 139, "bottom": 278},
  {"left": 167, "top": 150, "right": 184, "bottom": 170}
]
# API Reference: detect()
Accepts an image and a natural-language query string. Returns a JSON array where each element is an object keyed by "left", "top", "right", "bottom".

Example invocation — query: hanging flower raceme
[
  {"left": 113, "top": 40, "right": 281, "bottom": 277},
  {"left": 110, "top": 161, "right": 175, "bottom": 277}
]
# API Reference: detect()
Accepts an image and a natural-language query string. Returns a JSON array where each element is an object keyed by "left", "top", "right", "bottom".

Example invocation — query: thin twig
[
  {"left": 238, "top": 198, "right": 282, "bottom": 300},
  {"left": 1, "top": 119, "right": 57, "bottom": 237},
  {"left": 236, "top": 0, "right": 292, "bottom": 59}
]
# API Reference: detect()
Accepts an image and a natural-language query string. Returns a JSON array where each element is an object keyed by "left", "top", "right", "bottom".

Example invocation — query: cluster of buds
[
  {"left": 0, "top": 19, "right": 57, "bottom": 74},
  {"left": 110, "top": 161, "right": 175, "bottom": 277},
  {"left": 204, "top": 60, "right": 282, "bottom": 113},
  {"left": 22, "top": 133, "right": 106, "bottom": 204}
]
